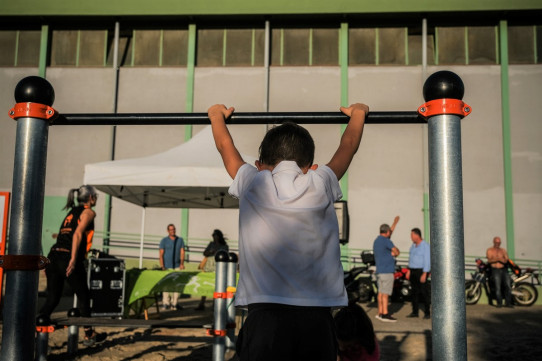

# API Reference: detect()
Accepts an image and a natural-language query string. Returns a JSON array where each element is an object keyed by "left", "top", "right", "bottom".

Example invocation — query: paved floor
[
  {"left": 1, "top": 296, "right": 540, "bottom": 360},
  {"left": 362, "top": 301, "right": 542, "bottom": 361}
]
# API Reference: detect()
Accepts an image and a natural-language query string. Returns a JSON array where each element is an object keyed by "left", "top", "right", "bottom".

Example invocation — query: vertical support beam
[
  {"left": 422, "top": 18, "right": 430, "bottom": 241},
  {"left": 0, "top": 77, "right": 55, "bottom": 361},
  {"left": 428, "top": 113, "right": 467, "bottom": 361},
  {"left": 103, "top": 21, "right": 121, "bottom": 254},
  {"left": 212, "top": 250, "right": 229, "bottom": 361},
  {"left": 339, "top": 22, "right": 351, "bottom": 265},
  {"left": 181, "top": 23, "right": 197, "bottom": 242},
  {"left": 339, "top": 22, "right": 349, "bottom": 199},
  {"left": 38, "top": 25, "right": 49, "bottom": 78},
  {"left": 498, "top": 20, "right": 516, "bottom": 259},
  {"left": 422, "top": 70, "right": 470, "bottom": 361},
  {"left": 225, "top": 252, "right": 238, "bottom": 349}
]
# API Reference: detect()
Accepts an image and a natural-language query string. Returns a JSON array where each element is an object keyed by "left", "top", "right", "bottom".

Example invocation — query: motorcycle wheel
[
  {"left": 512, "top": 282, "right": 538, "bottom": 306},
  {"left": 357, "top": 279, "right": 374, "bottom": 303},
  {"left": 465, "top": 280, "right": 481, "bottom": 305}
]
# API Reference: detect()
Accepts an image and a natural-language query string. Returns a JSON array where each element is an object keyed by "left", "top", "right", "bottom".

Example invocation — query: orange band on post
[
  {"left": 36, "top": 325, "right": 55, "bottom": 333},
  {"left": 9, "top": 102, "right": 57, "bottom": 121},
  {"left": 206, "top": 329, "right": 227, "bottom": 337},
  {"left": 213, "top": 291, "right": 235, "bottom": 299},
  {"left": 417, "top": 99, "right": 471, "bottom": 119}
]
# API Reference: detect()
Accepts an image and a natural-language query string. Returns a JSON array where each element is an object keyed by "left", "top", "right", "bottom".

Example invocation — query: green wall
[{"left": 1, "top": 0, "right": 541, "bottom": 16}]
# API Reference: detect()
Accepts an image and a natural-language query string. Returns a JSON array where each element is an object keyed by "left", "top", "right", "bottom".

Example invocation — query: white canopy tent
[{"left": 84, "top": 126, "right": 257, "bottom": 266}]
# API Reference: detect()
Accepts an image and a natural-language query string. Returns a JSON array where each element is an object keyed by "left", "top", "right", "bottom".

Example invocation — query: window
[
  {"left": 468, "top": 27, "right": 497, "bottom": 65},
  {"left": 508, "top": 26, "right": 535, "bottom": 64},
  {"left": 197, "top": 28, "right": 264, "bottom": 67},
  {"left": 271, "top": 27, "right": 338, "bottom": 66},
  {"left": 437, "top": 27, "right": 466, "bottom": 65},
  {"left": 378, "top": 28, "right": 406, "bottom": 65},
  {"left": 349, "top": 28, "right": 376, "bottom": 65}
]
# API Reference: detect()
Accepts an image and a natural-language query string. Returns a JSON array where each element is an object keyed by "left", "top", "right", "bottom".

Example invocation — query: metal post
[
  {"left": 420, "top": 71, "right": 471, "bottom": 361},
  {"left": 212, "top": 250, "right": 229, "bottom": 361},
  {"left": 0, "top": 76, "right": 55, "bottom": 361},
  {"left": 225, "top": 252, "right": 238, "bottom": 349},
  {"left": 35, "top": 316, "right": 52, "bottom": 361},
  {"left": 67, "top": 308, "right": 80, "bottom": 355}
]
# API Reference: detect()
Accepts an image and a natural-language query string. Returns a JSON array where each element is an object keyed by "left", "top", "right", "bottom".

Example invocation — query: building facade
[{"left": 1, "top": 1, "right": 541, "bottom": 263}]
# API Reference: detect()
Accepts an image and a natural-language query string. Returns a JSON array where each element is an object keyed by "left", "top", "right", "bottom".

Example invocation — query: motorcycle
[
  {"left": 465, "top": 258, "right": 538, "bottom": 306},
  {"left": 344, "top": 251, "right": 413, "bottom": 304}
]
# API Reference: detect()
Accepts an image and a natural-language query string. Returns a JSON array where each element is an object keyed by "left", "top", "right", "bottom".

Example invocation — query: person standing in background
[
  {"left": 373, "top": 216, "right": 400, "bottom": 322},
  {"left": 159, "top": 224, "right": 185, "bottom": 310},
  {"left": 406, "top": 227, "right": 431, "bottom": 319}
]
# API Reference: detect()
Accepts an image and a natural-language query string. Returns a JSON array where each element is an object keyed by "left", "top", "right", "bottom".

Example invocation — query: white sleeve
[
  {"left": 228, "top": 163, "right": 258, "bottom": 199},
  {"left": 315, "top": 165, "right": 343, "bottom": 201}
]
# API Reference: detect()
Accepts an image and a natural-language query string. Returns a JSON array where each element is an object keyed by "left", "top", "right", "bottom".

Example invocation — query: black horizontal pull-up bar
[{"left": 53, "top": 111, "right": 424, "bottom": 125}]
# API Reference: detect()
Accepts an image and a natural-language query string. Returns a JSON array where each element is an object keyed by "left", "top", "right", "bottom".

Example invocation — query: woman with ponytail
[{"left": 38, "top": 185, "right": 106, "bottom": 346}]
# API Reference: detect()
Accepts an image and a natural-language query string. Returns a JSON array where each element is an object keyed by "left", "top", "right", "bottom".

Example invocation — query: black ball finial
[
  {"left": 14, "top": 76, "right": 55, "bottom": 106},
  {"left": 228, "top": 252, "right": 238, "bottom": 263},
  {"left": 423, "top": 71, "right": 464, "bottom": 101},
  {"left": 215, "top": 249, "right": 229, "bottom": 262},
  {"left": 36, "top": 314, "right": 51, "bottom": 326},
  {"left": 67, "top": 308, "right": 81, "bottom": 318}
]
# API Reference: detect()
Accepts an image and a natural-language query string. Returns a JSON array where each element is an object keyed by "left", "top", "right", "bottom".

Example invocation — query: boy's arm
[
  {"left": 208, "top": 104, "right": 246, "bottom": 179},
  {"left": 326, "top": 103, "right": 369, "bottom": 180}
]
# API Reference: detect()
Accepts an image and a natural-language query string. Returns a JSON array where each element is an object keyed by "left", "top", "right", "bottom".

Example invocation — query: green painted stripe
[
  {"left": 14, "top": 30, "right": 19, "bottom": 66},
  {"left": 131, "top": 29, "right": 136, "bottom": 67},
  {"left": 75, "top": 30, "right": 81, "bottom": 67},
  {"left": 180, "top": 23, "right": 197, "bottom": 241},
  {"left": 159, "top": 29, "right": 164, "bottom": 66},
  {"left": 3, "top": 0, "right": 541, "bottom": 16},
  {"left": 339, "top": 23, "right": 349, "bottom": 199},
  {"left": 375, "top": 28, "right": 379, "bottom": 65},
  {"left": 499, "top": 20, "right": 515, "bottom": 259},
  {"left": 223, "top": 29, "right": 227, "bottom": 66},
  {"left": 309, "top": 28, "right": 313, "bottom": 66},
  {"left": 39, "top": 25, "right": 49, "bottom": 77}
]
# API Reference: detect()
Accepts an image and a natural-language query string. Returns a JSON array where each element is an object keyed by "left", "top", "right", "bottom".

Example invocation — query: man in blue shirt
[
  {"left": 406, "top": 228, "right": 431, "bottom": 319},
  {"left": 373, "top": 216, "right": 400, "bottom": 322},
  {"left": 159, "top": 224, "right": 185, "bottom": 310}
]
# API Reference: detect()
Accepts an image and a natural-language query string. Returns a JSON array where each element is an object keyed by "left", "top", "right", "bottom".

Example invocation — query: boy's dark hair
[
  {"left": 334, "top": 302, "right": 376, "bottom": 355},
  {"left": 258, "top": 122, "right": 315, "bottom": 168},
  {"left": 411, "top": 227, "right": 422, "bottom": 238},
  {"left": 334, "top": 303, "right": 376, "bottom": 355}
]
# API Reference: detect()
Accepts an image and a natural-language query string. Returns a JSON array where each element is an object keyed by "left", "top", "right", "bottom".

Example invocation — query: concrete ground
[
  {"left": 1, "top": 295, "right": 539, "bottom": 361},
  {"left": 363, "top": 301, "right": 542, "bottom": 361}
]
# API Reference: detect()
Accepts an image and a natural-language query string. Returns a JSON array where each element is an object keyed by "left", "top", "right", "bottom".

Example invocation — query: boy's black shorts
[{"left": 236, "top": 303, "right": 337, "bottom": 361}]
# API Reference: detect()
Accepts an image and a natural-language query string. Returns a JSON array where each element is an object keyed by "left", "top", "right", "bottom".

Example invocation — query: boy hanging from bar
[{"left": 208, "top": 102, "right": 368, "bottom": 361}]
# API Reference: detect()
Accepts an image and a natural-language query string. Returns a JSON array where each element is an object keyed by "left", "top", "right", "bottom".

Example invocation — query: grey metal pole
[
  {"left": 35, "top": 317, "right": 52, "bottom": 361},
  {"left": 423, "top": 71, "right": 471, "bottom": 361},
  {"left": 225, "top": 252, "right": 238, "bottom": 350},
  {"left": 212, "top": 250, "right": 229, "bottom": 361},
  {"left": 0, "top": 76, "right": 55, "bottom": 361},
  {"left": 67, "top": 308, "right": 80, "bottom": 355}
]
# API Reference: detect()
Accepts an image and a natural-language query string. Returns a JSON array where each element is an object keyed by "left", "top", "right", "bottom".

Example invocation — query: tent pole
[{"left": 139, "top": 207, "right": 146, "bottom": 269}]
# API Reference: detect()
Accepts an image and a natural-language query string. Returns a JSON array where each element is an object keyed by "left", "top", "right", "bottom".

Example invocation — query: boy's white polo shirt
[{"left": 229, "top": 161, "right": 348, "bottom": 307}]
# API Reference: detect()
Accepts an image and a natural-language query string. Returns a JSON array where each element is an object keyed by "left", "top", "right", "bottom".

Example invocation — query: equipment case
[{"left": 87, "top": 258, "right": 125, "bottom": 317}]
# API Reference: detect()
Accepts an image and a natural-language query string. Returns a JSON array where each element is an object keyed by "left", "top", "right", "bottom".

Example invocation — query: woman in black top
[{"left": 38, "top": 185, "right": 105, "bottom": 346}]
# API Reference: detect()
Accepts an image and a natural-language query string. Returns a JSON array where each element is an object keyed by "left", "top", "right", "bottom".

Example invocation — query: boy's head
[{"left": 258, "top": 122, "right": 315, "bottom": 169}]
